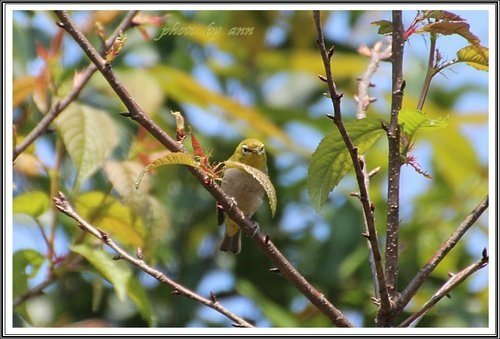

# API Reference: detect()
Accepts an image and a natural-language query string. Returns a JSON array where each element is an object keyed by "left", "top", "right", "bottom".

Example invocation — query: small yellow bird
[{"left": 219, "top": 138, "right": 268, "bottom": 254}]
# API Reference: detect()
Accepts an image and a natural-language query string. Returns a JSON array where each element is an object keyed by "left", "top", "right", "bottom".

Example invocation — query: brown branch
[
  {"left": 399, "top": 250, "right": 489, "bottom": 327},
  {"left": 52, "top": 192, "right": 253, "bottom": 328},
  {"left": 382, "top": 11, "right": 405, "bottom": 319},
  {"left": 312, "top": 10, "right": 391, "bottom": 320},
  {"left": 13, "top": 10, "right": 139, "bottom": 162},
  {"left": 54, "top": 10, "right": 353, "bottom": 327},
  {"left": 397, "top": 195, "right": 489, "bottom": 313},
  {"left": 355, "top": 40, "right": 392, "bottom": 300}
]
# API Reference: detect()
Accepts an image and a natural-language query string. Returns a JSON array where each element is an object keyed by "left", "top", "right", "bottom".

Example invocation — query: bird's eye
[
  {"left": 241, "top": 145, "right": 250, "bottom": 155},
  {"left": 257, "top": 146, "right": 265, "bottom": 155}
]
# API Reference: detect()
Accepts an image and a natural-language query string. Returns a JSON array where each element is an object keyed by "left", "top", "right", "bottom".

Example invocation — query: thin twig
[
  {"left": 312, "top": 10, "right": 391, "bottom": 319},
  {"left": 355, "top": 40, "right": 392, "bottom": 300},
  {"left": 399, "top": 251, "right": 489, "bottom": 327},
  {"left": 52, "top": 192, "right": 254, "bottom": 328},
  {"left": 13, "top": 11, "right": 139, "bottom": 161},
  {"left": 54, "top": 10, "right": 353, "bottom": 327},
  {"left": 383, "top": 11, "right": 405, "bottom": 318},
  {"left": 416, "top": 34, "right": 437, "bottom": 111},
  {"left": 397, "top": 195, "right": 489, "bottom": 312},
  {"left": 355, "top": 40, "right": 392, "bottom": 118}
]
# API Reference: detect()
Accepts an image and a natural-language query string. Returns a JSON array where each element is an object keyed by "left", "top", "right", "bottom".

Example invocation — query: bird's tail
[{"left": 219, "top": 228, "right": 241, "bottom": 254}]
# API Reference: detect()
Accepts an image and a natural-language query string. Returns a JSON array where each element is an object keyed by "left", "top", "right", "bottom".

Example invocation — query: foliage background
[{"left": 12, "top": 9, "right": 489, "bottom": 327}]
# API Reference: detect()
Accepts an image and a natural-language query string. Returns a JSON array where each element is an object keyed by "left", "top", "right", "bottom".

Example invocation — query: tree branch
[
  {"left": 52, "top": 192, "right": 253, "bottom": 328},
  {"left": 13, "top": 10, "right": 139, "bottom": 162},
  {"left": 54, "top": 10, "right": 353, "bottom": 327},
  {"left": 312, "top": 10, "right": 391, "bottom": 320},
  {"left": 355, "top": 40, "right": 392, "bottom": 300},
  {"left": 399, "top": 250, "right": 489, "bottom": 327},
  {"left": 416, "top": 34, "right": 437, "bottom": 111},
  {"left": 397, "top": 195, "right": 489, "bottom": 312},
  {"left": 383, "top": 11, "right": 405, "bottom": 315}
]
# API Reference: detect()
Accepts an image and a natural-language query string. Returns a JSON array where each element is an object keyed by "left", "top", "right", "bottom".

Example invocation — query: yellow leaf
[
  {"left": 456, "top": 45, "right": 488, "bottom": 71},
  {"left": 151, "top": 65, "right": 298, "bottom": 152},
  {"left": 13, "top": 76, "right": 36, "bottom": 107},
  {"left": 135, "top": 152, "right": 198, "bottom": 190}
]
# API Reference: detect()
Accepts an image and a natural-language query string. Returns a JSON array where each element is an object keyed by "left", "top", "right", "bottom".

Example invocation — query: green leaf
[
  {"left": 13, "top": 191, "right": 50, "bottom": 217},
  {"left": 307, "top": 118, "right": 384, "bottom": 211},
  {"left": 224, "top": 160, "right": 277, "bottom": 217},
  {"left": 371, "top": 20, "right": 393, "bottom": 34},
  {"left": 236, "top": 280, "right": 299, "bottom": 327},
  {"left": 13, "top": 249, "right": 45, "bottom": 298},
  {"left": 127, "top": 276, "right": 155, "bottom": 326},
  {"left": 71, "top": 244, "right": 131, "bottom": 302},
  {"left": 135, "top": 152, "right": 198, "bottom": 190},
  {"left": 55, "top": 103, "right": 119, "bottom": 190},
  {"left": 75, "top": 192, "right": 145, "bottom": 248},
  {"left": 399, "top": 109, "right": 450, "bottom": 139},
  {"left": 456, "top": 45, "right": 489, "bottom": 71}
]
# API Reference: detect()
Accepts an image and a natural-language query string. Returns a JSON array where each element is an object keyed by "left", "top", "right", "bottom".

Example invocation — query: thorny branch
[
  {"left": 399, "top": 250, "right": 489, "bottom": 327},
  {"left": 52, "top": 192, "right": 254, "bottom": 328},
  {"left": 312, "top": 10, "right": 391, "bottom": 319},
  {"left": 13, "top": 11, "right": 139, "bottom": 161},
  {"left": 381, "top": 11, "right": 405, "bottom": 325},
  {"left": 54, "top": 10, "right": 353, "bottom": 327}
]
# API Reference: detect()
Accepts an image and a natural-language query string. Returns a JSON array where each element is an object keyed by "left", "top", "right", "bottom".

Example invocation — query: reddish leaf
[{"left": 189, "top": 127, "right": 205, "bottom": 158}]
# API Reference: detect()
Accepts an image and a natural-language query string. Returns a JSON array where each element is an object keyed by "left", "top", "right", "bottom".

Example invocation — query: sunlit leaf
[
  {"left": 255, "top": 50, "right": 367, "bottom": 77},
  {"left": 151, "top": 65, "right": 298, "bottom": 152},
  {"left": 13, "top": 76, "right": 36, "bottom": 107},
  {"left": 456, "top": 45, "right": 489, "bottom": 71},
  {"left": 399, "top": 109, "right": 450, "bottom": 139},
  {"left": 135, "top": 152, "right": 198, "bottom": 190},
  {"left": 307, "top": 118, "right": 384, "bottom": 211},
  {"left": 224, "top": 160, "right": 277, "bottom": 217},
  {"left": 55, "top": 103, "right": 119, "bottom": 189},
  {"left": 71, "top": 244, "right": 131, "bottom": 302},
  {"left": 13, "top": 153, "right": 44, "bottom": 177},
  {"left": 13, "top": 191, "right": 50, "bottom": 217},
  {"left": 75, "top": 192, "right": 145, "bottom": 248}
]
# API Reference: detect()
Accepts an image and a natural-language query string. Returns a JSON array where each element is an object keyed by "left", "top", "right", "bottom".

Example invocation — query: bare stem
[
  {"left": 382, "top": 11, "right": 405, "bottom": 318},
  {"left": 356, "top": 40, "right": 392, "bottom": 300},
  {"left": 399, "top": 251, "right": 489, "bottom": 327},
  {"left": 313, "top": 10, "right": 391, "bottom": 319},
  {"left": 397, "top": 195, "right": 489, "bottom": 312},
  {"left": 417, "top": 34, "right": 437, "bottom": 111},
  {"left": 13, "top": 11, "right": 139, "bottom": 162},
  {"left": 54, "top": 10, "right": 353, "bottom": 327},
  {"left": 52, "top": 192, "right": 253, "bottom": 328}
]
